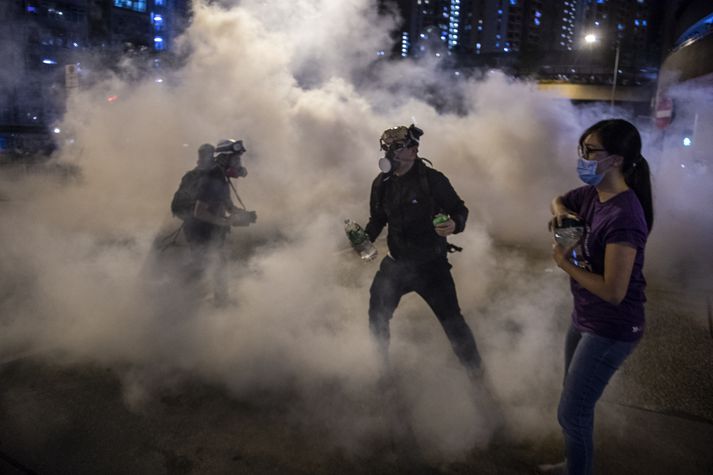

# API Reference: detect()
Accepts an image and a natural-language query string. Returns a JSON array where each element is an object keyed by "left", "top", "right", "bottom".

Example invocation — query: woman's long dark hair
[{"left": 579, "top": 119, "right": 654, "bottom": 233}]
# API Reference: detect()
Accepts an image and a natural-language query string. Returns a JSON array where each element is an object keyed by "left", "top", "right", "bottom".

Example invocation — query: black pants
[
  {"left": 183, "top": 223, "right": 228, "bottom": 302},
  {"left": 368, "top": 255, "right": 481, "bottom": 371}
]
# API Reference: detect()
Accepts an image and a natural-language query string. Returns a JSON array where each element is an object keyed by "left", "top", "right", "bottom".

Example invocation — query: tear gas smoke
[{"left": 1, "top": 0, "right": 711, "bottom": 461}]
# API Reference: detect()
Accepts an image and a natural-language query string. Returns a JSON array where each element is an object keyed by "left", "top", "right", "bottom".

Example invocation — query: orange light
[{"left": 107, "top": 95, "right": 119, "bottom": 103}]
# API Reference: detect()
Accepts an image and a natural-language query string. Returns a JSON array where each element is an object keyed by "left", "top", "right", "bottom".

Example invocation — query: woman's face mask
[{"left": 576, "top": 144, "right": 615, "bottom": 186}]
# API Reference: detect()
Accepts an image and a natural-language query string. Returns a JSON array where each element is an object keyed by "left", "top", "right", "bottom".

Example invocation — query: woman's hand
[
  {"left": 548, "top": 211, "right": 581, "bottom": 232},
  {"left": 549, "top": 196, "right": 580, "bottom": 231},
  {"left": 552, "top": 241, "right": 576, "bottom": 268}
]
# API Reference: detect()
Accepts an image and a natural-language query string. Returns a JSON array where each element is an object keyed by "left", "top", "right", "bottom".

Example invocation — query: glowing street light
[{"left": 584, "top": 33, "right": 597, "bottom": 44}]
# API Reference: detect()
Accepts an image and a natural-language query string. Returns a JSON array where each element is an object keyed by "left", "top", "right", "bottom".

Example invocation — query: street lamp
[{"left": 583, "top": 33, "right": 621, "bottom": 110}]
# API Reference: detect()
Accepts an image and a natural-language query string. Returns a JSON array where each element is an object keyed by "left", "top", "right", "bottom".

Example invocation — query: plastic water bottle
[
  {"left": 554, "top": 217, "right": 586, "bottom": 268},
  {"left": 553, "top": 217, "right": 584, "bottom": 248},
  {"left": 344, "top": 219, "right": 378, "bottom": 261}
]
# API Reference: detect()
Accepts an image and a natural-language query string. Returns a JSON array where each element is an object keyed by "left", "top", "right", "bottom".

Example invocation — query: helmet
[
  {"left": 379, "top": 124, "right": 423, "bottom": 152},
  {"left": 215, "top": 139, "right": 246, "bottom": 157},
  {"left": 214, "top": 139, "right": 248, "bottom": 178}
]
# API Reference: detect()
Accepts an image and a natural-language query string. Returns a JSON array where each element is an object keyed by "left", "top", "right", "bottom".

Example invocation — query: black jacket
[
  {"left": 183, "top": 166, "right": 231, "bottom": 245},
  {"left": 365, "top": 159, "right": 468, "bottom": 263}
]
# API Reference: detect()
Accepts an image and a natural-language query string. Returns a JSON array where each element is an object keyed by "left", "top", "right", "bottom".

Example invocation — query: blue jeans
[{"left": 557, "top": 325, "right": 638, "bottom": 475}]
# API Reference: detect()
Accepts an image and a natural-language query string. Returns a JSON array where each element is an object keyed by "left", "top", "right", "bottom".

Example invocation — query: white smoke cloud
[{"left": 2, "top": 0, "right": 709, "bottom": 462}]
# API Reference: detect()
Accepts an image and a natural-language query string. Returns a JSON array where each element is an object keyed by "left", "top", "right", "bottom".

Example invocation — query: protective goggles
[{"left": 379, "top": 127, "right": 410, "bottom": 152}]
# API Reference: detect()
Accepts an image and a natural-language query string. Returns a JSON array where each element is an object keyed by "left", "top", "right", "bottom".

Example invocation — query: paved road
[{"left": 1, "top": 271, "right": 711, "bottom": 474}]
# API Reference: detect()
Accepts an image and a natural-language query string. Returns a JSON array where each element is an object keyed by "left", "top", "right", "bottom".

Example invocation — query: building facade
[
  {"left": 0, "top": 0, "right": 190, "bottom": 156},
  {"left": 386, "top": 0, "right": 664, "bottom": 84}
]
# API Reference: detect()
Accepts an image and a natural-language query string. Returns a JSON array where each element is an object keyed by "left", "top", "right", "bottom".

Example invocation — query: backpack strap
[
  {"left": 417, "top": 159, "right": 431, "bottom": 195},
  {"left": 372, "top": 173, "right": 389, "bottom": 212},
  {"left": 418, "top": 159, "right": 461, "bottom": 253},
  {"left": 416, "top": 159, "right": 437, "bottom": 214}
]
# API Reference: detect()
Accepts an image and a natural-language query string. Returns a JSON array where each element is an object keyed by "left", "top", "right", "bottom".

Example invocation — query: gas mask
[
  {"left": 225, "top": 155, "right": 247, "bottom": 178},
  {"left": 215, "top": 139, "right": 248, "bottom": 178},
  {"left": 378, "top": 143, "right": 407, "bottom": 173},
  {"left": 378, "top": 124, "right": 423, "bottom": 174}
]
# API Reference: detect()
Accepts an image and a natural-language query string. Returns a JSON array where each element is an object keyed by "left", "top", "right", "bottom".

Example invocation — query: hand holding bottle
[
  {"left": 433, "top": 213, "right": 455, "bottom": 237},
  {"left": 344, "top": 219, "right": 378, "bottom": 261}
]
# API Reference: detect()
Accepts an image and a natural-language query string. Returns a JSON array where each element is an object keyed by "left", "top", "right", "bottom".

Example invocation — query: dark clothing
[
  {"left": 369, "top": 256, "right": 481, "bottom": 369},
  {"left": 365, "top": 159, "right": 480, "bottom": 371},
  {"left": 181, "top": 165, "right": 231, "bottom": 303},
  {"left": 562, "top": 186, "right": 648, "bottom": 342},
  {"left": 365, "top": 159, "right": 468, "bottom": 264},
  {"left": 183, "top": 166, "right": 231, "bottom": 247}
]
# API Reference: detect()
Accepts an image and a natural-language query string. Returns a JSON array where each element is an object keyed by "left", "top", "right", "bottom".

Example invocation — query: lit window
[{"left": 114, "top": 0, "right": 147, "bottom": 12}]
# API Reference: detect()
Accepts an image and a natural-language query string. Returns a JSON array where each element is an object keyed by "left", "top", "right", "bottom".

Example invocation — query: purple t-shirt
[{"left": 562, "top": 185, "right": 648, "bottom": 342}]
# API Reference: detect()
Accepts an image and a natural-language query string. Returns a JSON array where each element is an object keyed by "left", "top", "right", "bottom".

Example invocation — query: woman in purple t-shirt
[{"left": 540, "top": 119, "right": 654, "bottom": 475}]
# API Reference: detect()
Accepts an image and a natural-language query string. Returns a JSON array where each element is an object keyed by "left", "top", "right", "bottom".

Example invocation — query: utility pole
[{"left": 610, "top": 42, "right": 620, "bottom": 111}]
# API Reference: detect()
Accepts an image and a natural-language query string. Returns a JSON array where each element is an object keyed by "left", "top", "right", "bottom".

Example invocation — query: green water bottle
[{"left": 344, "top": 219, "right": 378, "bottom": 261}]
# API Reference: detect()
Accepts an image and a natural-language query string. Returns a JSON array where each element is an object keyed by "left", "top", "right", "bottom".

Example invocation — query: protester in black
[
  {"left": 365, "top": 125, "right": 482, "bottom": 378},
  {"left": 182, "top": 139, "right": 257, "bottom": 304}
]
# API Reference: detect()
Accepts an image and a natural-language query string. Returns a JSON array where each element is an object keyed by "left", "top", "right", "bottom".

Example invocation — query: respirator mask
[
  {"left": 225, "top": 155, "right": 247, "bottom": 178},
  {"left": 378, "top": 124, "right": 423, "bottom": 174},
  {"left": 378, "top": 143, "right": 407, "bottom": 173},
  {"left": 215, "top": 139, "right": 248, "bottom": 178}
]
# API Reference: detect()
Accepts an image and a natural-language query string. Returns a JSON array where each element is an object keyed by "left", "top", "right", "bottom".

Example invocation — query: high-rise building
[
  {"left": 0, "top": 0, "right": 90, "bottom": 152},
  {"left": 0, "top": 0, "right": 191, "bottom": 155},
  {"left": 384, "top": 0, "right": 663, "bottom": 83}
]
